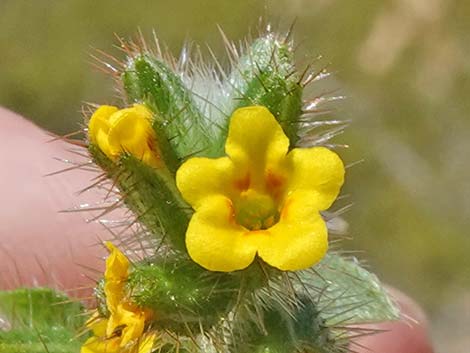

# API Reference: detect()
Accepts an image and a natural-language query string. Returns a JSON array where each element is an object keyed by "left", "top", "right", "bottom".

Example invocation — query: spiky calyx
[{"left": 84, "top": 27, "right": 399, "bottom": 353}]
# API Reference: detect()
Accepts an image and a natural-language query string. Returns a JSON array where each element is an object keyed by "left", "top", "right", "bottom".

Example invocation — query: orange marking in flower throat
[
  {"left": 266, "top": 170, "right": 285, "bottom": 198},
  {"left": 234, "top": 173, "right": 250, "bottom": 191}
]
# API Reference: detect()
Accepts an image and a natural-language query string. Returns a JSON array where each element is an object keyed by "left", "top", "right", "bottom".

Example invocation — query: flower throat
[{"left": 234, "top": 189, "right": 280, "bottom": 230}]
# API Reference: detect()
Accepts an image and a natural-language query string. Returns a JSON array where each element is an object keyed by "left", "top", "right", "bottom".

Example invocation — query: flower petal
[
  {"left": 85, "top": 311, "right": 108, "bottom": 337},
  {"left": 138, "top": 333, "right": 156, "bottom": 353},
  {"left": 285, "top": 147, "right": 344, "bottom": 210},
  {"left": 80, "top": 335, "right": 119, "bottom": 353},
  {"left": 88, "top": 105, "right": 118, "bottom": 158},
  {"left": 185, "top": 195, "right": 260, "bottom": 271},
  {"left": 107, "top": 303, "right": 145, "bottom": 347},
  {"left": 257, "top": 191, "right": 328, "bottom": 271},
  {"left": 225, "top": 106, "right": 289, "bottom": 187},
  {"left": 104, "top": 242, "right": 129, "bottom": 311},
  {"left": 176, "top": 156, "right": 237, "bottom": 209},
  {"left": 104, "top": 242, "right": 129, "bottom": 283},
  {"left": 107, "top": 105, "right": 156, "bottom": 161}
]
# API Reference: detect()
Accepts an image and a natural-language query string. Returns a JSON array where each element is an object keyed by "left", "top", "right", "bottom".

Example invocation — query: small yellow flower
[
  {"left": 88, "top": 104, "right": 161, "bottom": 167},
  {"left": 81, "top": 243, "right": 155, "bottom": 353},
  {"left": 81, "top": 307, "right": 155, "bottom": 353},
  {"left": 176, "top": 106, "right": 345, "bottom": 272}
]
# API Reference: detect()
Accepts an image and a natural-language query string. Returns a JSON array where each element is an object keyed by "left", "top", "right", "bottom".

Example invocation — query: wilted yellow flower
[
  {"left": 88, "top": 104, "right": 161, "bottom": 167},
  {"left": 80, "top": 243, "right": 155, "bottom": 353},
  {"left": 81, "top": 307, "right": 154, "bottom": 353},
  {"left": 176, "top": 106, "right": 345, "bottom": 272}
]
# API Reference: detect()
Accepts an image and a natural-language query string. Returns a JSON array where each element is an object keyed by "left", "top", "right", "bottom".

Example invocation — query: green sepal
[
  {"left": 128, "top": 258, "right": 240, "bottom": 332},
  {"left": 89, "top": 145, "right": 190, "bottom": 252},
  {"left": 151, "top": 116, "right": 181, "bottom": 174},
  {"left": 300, "top": 254, "right": 400, "bottom": 325},
  {"left": 0, "top": 288, "right": 84, "bottom": 353},
  {"left": 245, "top": 309, "right": 299, "bottom": 353},
  {"left": 231, "top": 289, "right": 343, "bottom": 353},
  {"left": 123, "top": 54, "right": 224, "bottom": 159},
  {"left": 229, "top": 34, "right": 303, "bottom": 145}
]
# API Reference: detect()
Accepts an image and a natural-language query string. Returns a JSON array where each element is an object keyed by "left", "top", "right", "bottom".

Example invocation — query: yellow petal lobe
[
  {"left": 176, "top": 156, "right": 236, "bottom": 209},
  {"left": 106, "top": 303, "right": 145, "bottom": 347},
  {"left": 80, "top": 335, "right": 120, "bottom": 353},
  {"left": 285, "top": 147, "right": 345, "bottom": 210},
  {"left": 225, "top": 106, "right": 289, "bottom": 186},
  {"left": 257, "top": 191, "right": 328, "bottom": 271},
  {"left": 107, "top": 105, "right": 154, "bottom": 157},
  {"left": 185, "top": 195, "right": 260, "bottom": 272},
  {"left": 104, "top": 242, "right": 129, "bottom": 311},
  {"left": 88, "top": 105, "right": 118, "bottom": 158}
]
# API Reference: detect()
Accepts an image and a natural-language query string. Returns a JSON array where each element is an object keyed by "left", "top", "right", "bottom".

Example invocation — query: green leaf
[
  {"left": 299, "top": 254, "right": 400, "bottom": 325},
  {"left": 0, "top": 288, "right": 84, "bottom": 353}
]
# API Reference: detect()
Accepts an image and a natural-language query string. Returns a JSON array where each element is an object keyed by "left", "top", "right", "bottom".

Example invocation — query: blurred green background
[{"left": 2, "top": 1, "right": 469, "bottom": 351}]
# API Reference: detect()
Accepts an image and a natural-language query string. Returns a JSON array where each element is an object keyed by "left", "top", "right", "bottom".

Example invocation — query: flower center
[{"left": 234, "top": 189, "right": 279, "bottom": 230}]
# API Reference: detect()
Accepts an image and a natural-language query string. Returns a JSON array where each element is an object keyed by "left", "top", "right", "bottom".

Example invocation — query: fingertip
[
  {"left": 351, "top": 288, "right": 434, "bottom": 353},
  {"left": 0, "top": 107, "right": 115, "bottom": 295}
]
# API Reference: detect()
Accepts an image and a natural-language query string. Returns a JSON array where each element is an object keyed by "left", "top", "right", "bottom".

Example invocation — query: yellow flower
[
  {"left": 88, "top": 104, "right": 161, "bottom": 167},
  {"left": 176, "top": 106, "right": 345, "bottom": 272},
  {"left": 81, "top": 308, "right": 155, "bottom": 353},
  {"left": 80, "top": 243, "right": 155, "bottom": 353}
]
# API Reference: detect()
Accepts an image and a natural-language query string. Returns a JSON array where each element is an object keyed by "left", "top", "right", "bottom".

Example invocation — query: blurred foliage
[
  {"left": 0, "top": 288, "right": 85, "bottom": 353},
  {"left": 1, "top": 0, "right": 470, "bottom": 338}
]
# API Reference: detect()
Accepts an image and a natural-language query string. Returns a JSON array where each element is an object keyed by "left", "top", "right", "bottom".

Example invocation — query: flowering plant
[{"left": 0, "top": 26, "right": 399, "bottom": 353}]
